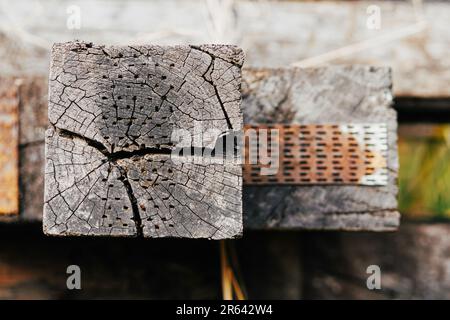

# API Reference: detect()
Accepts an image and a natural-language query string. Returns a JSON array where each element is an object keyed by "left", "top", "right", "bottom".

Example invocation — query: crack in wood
[
  {"left": 44, "top": 41, "right": 244, "bottom": 238},
  {"left": 115, "top": 164, "right": 143, "bottom": 237}
]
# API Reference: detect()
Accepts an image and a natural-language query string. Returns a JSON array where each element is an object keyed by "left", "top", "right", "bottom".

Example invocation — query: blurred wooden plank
[
  {"left": 0, "top": 223, "right": 221, "bottom": 299},
  {"left": 0, "top": 223, "right": 303, "bottom": 300},
  {"left": 0, "top": 76, "right": 48, "bottom": 221},
  {"left": 303, "top": 223, "right": 450, "bottom": 299},
  {"left": 398, "top": 124, "right": 450, "bottom": 140},
  {"left": 0, "top": 0, "right": 449, "bottom": 97},
  {"left": 17, "top": 77, "right": 48, "bottom": 221},
  {"left": 0, "top": 80, "right": 19, "bottom": 215},
  {"left": 242, "top": 66, "right": 399, "bottom": 231},
  {"left": 395, "top": 98, "right": 450, "bottom": 123}
]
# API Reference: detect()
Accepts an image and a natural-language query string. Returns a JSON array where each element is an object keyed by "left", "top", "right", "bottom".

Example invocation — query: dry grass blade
[
  {"left": 220, "top": 241, "right": 247, "bottom": 300},
  {"left": 220, "top": 241, "right": 233, "bottom": 300}
]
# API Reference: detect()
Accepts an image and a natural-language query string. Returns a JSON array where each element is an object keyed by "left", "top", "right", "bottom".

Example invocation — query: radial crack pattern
[{"left": 44, "top": 41, "right": 244, "bottom": 239}]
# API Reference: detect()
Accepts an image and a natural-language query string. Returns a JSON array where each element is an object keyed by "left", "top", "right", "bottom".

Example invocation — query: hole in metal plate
[{"left": 243, "top": 124, "right": 388, "bottom": 186}]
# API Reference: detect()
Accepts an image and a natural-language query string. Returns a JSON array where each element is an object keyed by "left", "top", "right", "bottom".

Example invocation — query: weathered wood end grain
[
  {"left": 44, "top": 41, "right": 244, "bottom": 238},
  {"left": 242, "top": 67, "right": 399, "bottom": 231}
]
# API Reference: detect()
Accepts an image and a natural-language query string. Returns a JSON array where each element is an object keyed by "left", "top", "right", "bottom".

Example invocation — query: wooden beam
[
  {"left": 0, "top": 223, "right": 222, "bottom": 299},
  {"left": 242, "top": 67, "right": 399, "bottom": 231},
  {"left": 0, "top": 77, "right": 48, "bottom": 222},
  {"left": 0, "top": 0, "right": 448, "bottom": 97},
  {"left": 18, "top": 77, "right": 48, "bottom": 221},
  {"left": 43, "top": 42, "right": 244, "bottom": 238},
  {"left": 303, "top": 223, "right": 450, "bottom": 299},
  {"left": 2, "top": 65, "right": 399, "bottom": 231},
  {"left": 0, "top": 79, "right": 19, "bottom": 215}
]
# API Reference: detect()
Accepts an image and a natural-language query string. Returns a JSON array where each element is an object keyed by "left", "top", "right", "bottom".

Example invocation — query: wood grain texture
[
  {"left": 44, "top": 42, "right": 244, "bottom": 238},
  {"left": 6, "top": 66, "right": 398, "bottom": 231},
  {"left": 0, "top": 77, "right": 48, "bottom": 221},
  {"left": 18, "top": 77, "right": 48, "bottom": 220},
  {"left": 0, "top": 79, "right": 19, "bottom": 215},
  {"left": 0, "top": 0, "right": 448, "bottom": 97},
  {"left": 242, "top": 67, "right": 399, "bottom": 231},
  {"left": 303, "top": 223, "right": 450, "bottom": 299}
]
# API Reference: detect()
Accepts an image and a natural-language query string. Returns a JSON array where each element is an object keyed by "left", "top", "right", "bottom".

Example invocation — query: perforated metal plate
[
  {"left": 243, "top": 124, "right": 388, "bottom": 186},
  {"left": 0, "top": 81, "right": 19, "bottom": 215}
]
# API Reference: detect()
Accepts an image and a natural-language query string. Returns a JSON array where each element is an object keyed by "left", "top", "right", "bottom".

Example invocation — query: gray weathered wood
[
  {"left": 7, "top": 66, "right": 399, "bottom": 231},
  {"left": 18, "top": 77, "right": 48, "bottom": 221},
  {"left": 4, "top": 66, "right": 399, "bottom": 231},
  {"left": 1, "top": 0, "right": 449, "bottom": 97},
  {"left": 242, "top": 67, "right": 399, "bottom": 231},
  {"left": 44, "top": 42, "right": 244, "bottom": 238}
]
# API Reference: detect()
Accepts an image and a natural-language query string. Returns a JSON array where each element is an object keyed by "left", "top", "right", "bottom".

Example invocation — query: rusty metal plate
[
  {"left": 243, "top": 124, "right": 388, "bottom": 186},
  {"left": 0, "top": 81, "right": 19, "bottom": 215}
]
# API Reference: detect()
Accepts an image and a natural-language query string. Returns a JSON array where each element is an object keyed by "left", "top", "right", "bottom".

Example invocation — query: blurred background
[{"left": 0, "top": 0, "right": 449, "bottom": 299}]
